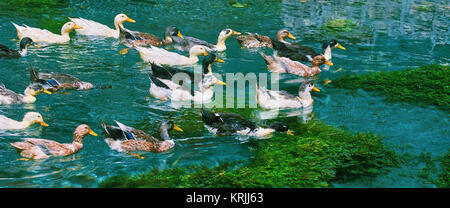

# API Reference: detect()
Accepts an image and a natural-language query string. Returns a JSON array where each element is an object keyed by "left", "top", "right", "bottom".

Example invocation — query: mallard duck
[
  {"left": 148, "top": 54, "right": 226, "bottom": 102},
  {"left": 10, "top": 124, "right": 97, "bottom": 160},
  {"left": 271, "top": 38, "right": 345, "bottom": 62},
  {"left": 0, "top": 37, "right": 40, "bottom": 59},
  {"left": 236, "top": 29, "right": 296, "bottom": 48},
  {"left": 101, "top": 120, "right": 183, "bottom": 153},
  {"left": 135, "top": 45, "right": 208, "bottom": 66},
  {"left": 11, "top": 21, "right": 82, "bottom": 44},
  {"left": 169, "top": 27, "right": 241, "bottom": 52},
  {"left": 260, "top": 52, "right": 332, "bottom": 77},
  {"left": 118, "top": 25, "right": 177, "bottom": 48},
  {"left": 69, "top": 13, "right": 135, "bottom": 38},
  {"left": 0, "top": 112, "right": 48, "bottom": 130},
  {"left": 201, "top": 109, "right": 294, "bottom": 137},
  {"left": 29, "top": 66, "right": 93, "bottom": 92},
  {"left": 0, "top": 83, "right": 51, "bottom": 105},
  {"left": 257, "top": 80, "right": 320, "bottom": 109}
]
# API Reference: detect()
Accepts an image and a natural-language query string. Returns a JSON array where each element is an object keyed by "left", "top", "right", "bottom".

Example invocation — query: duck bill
[
  {"left": 173, "top": 124, "right": 184, "bottom": 132},
  {"left": 286, "top": 130, "right": 294, "bottom": 136},
  {"left": 40, "top": 121, "right": 49, "bottom": 127},
  {"left": 215, "top": 58, "right": 225, "bottom": 63},
  {"left": 336, "top": 43, "right": 346, "bottom": 50},
  {"left": 288, "top": 33, "right": 296, "bottom": 40},
  {"left": 31, "top": 43, "right": 41, "bottom": 48},
  {"left": 89, "top": 129, "right": 98, "bottom": 136},
  {"left": 325, "top": 60, "right": 334, "bottom": 66},
  {"left": 313, "top": 85, "right": 320, "bottom": 92},
  {"left": 215, "top": 79, "right": 226, "bottom": 86},
  {"left": 73, "top": 25, "right": 83, "bottom": 29},
  {"left": 231, "top": 30, "right": 241, "bottom": 35},
  {"left": 43, "top": 89, "right": 52, "bottom": 95},
  {"left": 177, "top": 31, "right": 183, "bottom": 38},
  {"left": 203, "top": 52, "right": 208, "bottom": 56},
  {"left": 126, "top": 17, "right": 136, "bottom": 23}
]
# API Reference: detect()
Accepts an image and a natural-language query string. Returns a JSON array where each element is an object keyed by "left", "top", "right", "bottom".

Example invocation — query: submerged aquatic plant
[
  {"left": 436, "top": 151, "right": 450, "bottom": 188},
  {"left": 100, "top": 120, "right": 398, "bottom": 188},
  {"left": 333, "top": 64, "right": 450, "bottom": 112}
]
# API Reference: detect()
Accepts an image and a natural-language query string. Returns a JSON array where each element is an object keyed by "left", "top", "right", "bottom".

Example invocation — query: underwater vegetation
[
  {"left": 333, "top": 64, "right": 450, "bottom": 112},
  {"left": 100, "top": 120, "right": 399, "bottom": 188},
  {"left": 436, "top": 151, "right": 450, "bottom": 188}
]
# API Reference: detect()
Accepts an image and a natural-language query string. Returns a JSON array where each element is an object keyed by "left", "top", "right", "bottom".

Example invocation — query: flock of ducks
[{"left": 0, "top": 13, "right": 345, "bottom": 160}]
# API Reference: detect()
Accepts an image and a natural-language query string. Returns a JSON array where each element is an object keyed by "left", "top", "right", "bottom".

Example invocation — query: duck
[
  {"left": 169, "top": 27, "right": 241, "bottom": 52},
  {"left": 0, "top": 37, "right": 40, "bottom": 59},
  {"left": 135, "top": 44, "right": 208, "bottom": 66},
  {"left": 201, "top": 109, "right": 294, "bottom": 137},
  {"left": 257, "top": 80, "right": 320, "bottom": 109},
  {"left": 148, "top": 53, "right": 226, "bottom": 102},
  {"left": 260, "top": 52, "right": 333, "bottom": 77},
  {"left": 0, "top": 112, "right": 48, "bottom": 130},
  {"left": 236, "top": 29, "right": 296, "bottom": 48},
  {"left": 118, "top": 25, "right": 177, "bottom": 48},
  {"left": 271, "top": 38, "right": 345, "bottom": 62},
  {"left": 101, "top": 119, "right": 183, "bottom": 153},
  {"left": 11, "top": 21, "right": 83, "bottom": 44},
  {"left": 69, "top": 13, "right": 135, "bottom": 38},
  {"left": 10, "top": 124, "right": 97, "bottom": 160},
  {"left": 0, "top": 83, "right": 52, "bottom": 105},
  {"left": 29, "top": 66, "right": 93, "bottom": 92}
]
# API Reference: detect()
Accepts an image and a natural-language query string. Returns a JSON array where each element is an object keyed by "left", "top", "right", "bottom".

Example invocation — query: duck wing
[
  {"left": 114, "top": 121, "right": 156, "bottom": 142},
  {"left": 184, "top": 36, "right": 216, "bottom": 50},
  {"left": 202, "top": 109, "right": 258, "bottom": 135},
  {"left": 0, "top": 83, "right": 22, "bottom": 103}
]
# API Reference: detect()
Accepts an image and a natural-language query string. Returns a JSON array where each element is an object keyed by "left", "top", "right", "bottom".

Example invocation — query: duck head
[
  {"left": 269, "top": 121, "right": 294, "bottom": 135},
  {"left": 24, "top": 83, "right": 52, "bottom": 96},
  {"left": 218, "top": 28, "right": 241, "bottom": 41},
  {"left": 328, "top": 39, "right": 346, "bottom": 50},
  {"left": 114, "top": 13, "right": 135, "bottom": 26},
  {"left": 61, "top": 21, "right": 83, "bottom": 36},
  {"left": 23, "top": 112, "right": 48, "bottom": 127},
  {"left": 311, "top": 55, "right": 333, "bottom": 67},
  {"left": 200, "top": 54, "right": 226, "bottom": 89},
  {"left": 74, "top": 124, "right": 97, "bottom": 137},
  {"left": 19, "top": 37, "right": 40, "bottom": 50},
  {"left": 189, "top": 45, "right": 209, "bottom": 57},
  {"left": 160, "top": 120, "right": 183, "bottom": 132},
  {"left": 276, "top": 29, "right": 296, "bottom": 42}
]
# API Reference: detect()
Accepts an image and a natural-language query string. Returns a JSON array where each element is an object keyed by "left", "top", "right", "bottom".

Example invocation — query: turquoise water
[{"left": 0, "top": 0, "right": 448, "bottom": 187}]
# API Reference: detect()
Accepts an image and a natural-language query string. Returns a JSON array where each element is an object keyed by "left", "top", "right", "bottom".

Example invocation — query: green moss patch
[
  {"left": 333, "top": 64, "right": 450, "bottom": 112},
  {"left": 100, "top": 120, "right": 398, "bottom": 188},
  {"left": 436, "top": 151, "right": 450, "bottom": 188}
]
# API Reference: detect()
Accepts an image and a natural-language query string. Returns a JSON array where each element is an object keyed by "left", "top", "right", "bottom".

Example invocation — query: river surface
[{"left": 0, "top": 0, "right": 448, "bottom": 187}]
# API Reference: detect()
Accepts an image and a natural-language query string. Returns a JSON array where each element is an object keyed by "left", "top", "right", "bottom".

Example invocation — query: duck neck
[
  {"left": 310, "top": 62, "right": 322, "bottom": 75},
  {"left": 323, "top": 45, "right": 332, "bottom": 60},
  {"left": 162, "top": 35, "right": 173, "bottom": 46},
  {"left": 23, "top": 90, "right": 36, "bottom": 103},
  {"left": 159, "top": 128, "right": 171, "bottom": 141},
  {"left": 18, "top": 47, "right": 27, "bottom": 56},
  {"left": 216, "top": 36, "right": 228, "bottom": 50},
  {"left": 188, "top": 54, "right": 200, "bottom": 62},
  {"left": 73, "top": 133, "right": 85, "bottom": 144},
  {"left": 276, "top": 34, "right": 288, "bottom": 43},
  {"left": 298, "top": 89, "right": 312, "bottom": 102},
  {"left": 114, "top": 21, "right": 123, "bottom": 33},
  {"left": 19, "top": 119, "right": 33, "bottom": 128}
]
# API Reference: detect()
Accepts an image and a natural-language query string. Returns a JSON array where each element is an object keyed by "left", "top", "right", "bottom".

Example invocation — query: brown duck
[
  {"left": 10, "top": 124, "right": 97, "bottom": 160},
  {"left": 236, "top": 29, "right": 296, "bottom": 48},
  {"left": 260, "top": 52, "right": 333, "bottom": 77},
  {"left": 101, "top": 119, "right": 183, "bottom": 153}
]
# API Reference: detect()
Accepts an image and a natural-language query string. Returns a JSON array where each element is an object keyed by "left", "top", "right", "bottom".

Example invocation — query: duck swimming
[
  {"left": 0, "top": 112, "right": 48, "bottom": 130},
  {"left": 119, "top": 25, "right": 177, "bottom": 48},
  {"left": 148, "top": 54, "right": 226, "bottom": 102},
  {"left": 271, "top": 38, "right": 345, "bottom": 62},
  {"left": 236, "top": 29, "right": 296, "bottom": 48},
  {"left": 10, "top": 124, "right": 97, "bottom": 160},
  {"left": 201, "top": 109, "right": 294, "bottom": 137},
  {"left": 29, "top": 66, "right": 93, "bottom": 92},
  {"left": 0, "top": 83, "right": 51, "bottom": 105},
  {"left": 257, "top": 80, "right": 320, "bottom": 109},
  {"left": 101, "top": 119, "right": 183, "bottom": 153},
  {"left": 0, "top": 37, "right": 40, "bottom": 59},
  {"left": 12, "top": 21, "right": 82, "bottom": 44},
  {"left": 169, "top": 27, "right": 241, "bottom": 52},
  {"left": 69, "top": 13, "right": 135, "bottom": 38},
  {"left": 136, "top": 44, "right": 208, "bottom": 66},
  {"left": 260, "top": 52, "right": 332, "bottom": 77}
]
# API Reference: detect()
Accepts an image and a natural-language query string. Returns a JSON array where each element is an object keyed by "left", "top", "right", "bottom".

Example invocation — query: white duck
[
  {"left": 0, "top": 112, "right": 48, "bottom": 130},
  {"left": 69, "top": 13, "right": 135, "bottom": 38},
  {"left": 257, "top": 80, "right": 320, "bottom": 109},
  {"left": 136, "top": 45, "right": 208, "bottom": 66},
  {"left": 11, "top": 21, "right": 82, "bottom": 44}
]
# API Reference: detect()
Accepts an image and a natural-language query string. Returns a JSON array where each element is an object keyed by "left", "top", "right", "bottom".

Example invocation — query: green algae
[
  {"left": 325, "top": 19, "right": 359, "bottom": 32},
  {"left": 99, "top": 119, "right": 399, "bottom": 188},
  {"left": 436, "top": 151, "right": 450, "bottom": 188},
  {"left": 332, "top": 64, "right": 450, "bottom": 112}
]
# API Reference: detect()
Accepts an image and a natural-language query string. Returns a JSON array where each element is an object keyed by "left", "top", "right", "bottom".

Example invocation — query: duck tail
[
  {"left": 259, "top": 51, "right": 273, "bottom": 65},
  {"left": 100, "top": 120, "right": 110, "bottom": 137},
  {"left": 148, "top": 72, "right": 170, "bottom": 90},
  {"left": 29, "top": 65, "right": 40, "bottom": 82}
]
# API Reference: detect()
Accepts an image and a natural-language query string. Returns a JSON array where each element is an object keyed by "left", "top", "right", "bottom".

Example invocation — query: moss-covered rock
[
  {"left": 99, "top": 120, "right": 399, "bottom": 188},
  {"left": 332, "top": 64, "right": 450, "bottom": 112}
]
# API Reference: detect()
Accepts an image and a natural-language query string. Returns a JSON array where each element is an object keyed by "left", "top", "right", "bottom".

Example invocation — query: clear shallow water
[{"left": 0, "top": 0, "right": 448, "bottom": 187}]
